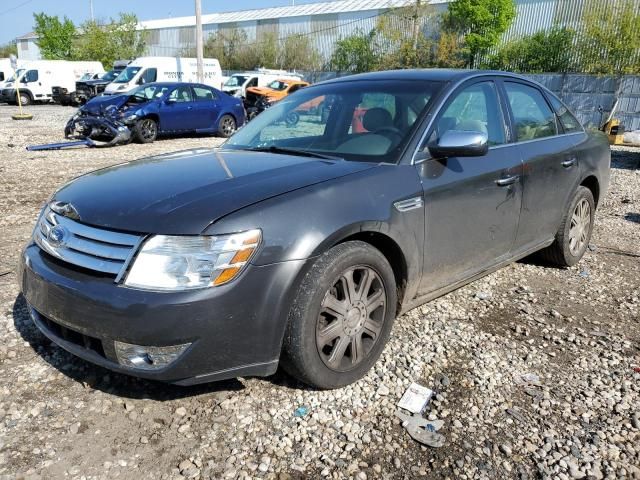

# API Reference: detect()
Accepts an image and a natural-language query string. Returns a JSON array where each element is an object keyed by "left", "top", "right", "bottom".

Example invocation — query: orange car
[{"left": 245, "top": 78, "right": 309, "bottom": 105}]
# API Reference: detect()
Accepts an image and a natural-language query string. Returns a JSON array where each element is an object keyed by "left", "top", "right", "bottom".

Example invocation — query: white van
[
  {"left": 0, "top": 58, "right": 24, "bottom": 92},
  {"left": 104, "top": 57, "right": 223, "bottom": 95},
  {"left": 222, "top": 68, "right": 303, "bottom": 98},
  {"left": 0, "top": 60, "right": 104, "bottom": 105}
]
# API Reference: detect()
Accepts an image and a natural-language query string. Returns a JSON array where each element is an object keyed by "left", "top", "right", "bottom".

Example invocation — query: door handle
[
  {"left": 495, "top": 175, "right": 519, "bottom": 187},
  {"left": 562, "top": 158, "right": 576, "bottom": 168}
]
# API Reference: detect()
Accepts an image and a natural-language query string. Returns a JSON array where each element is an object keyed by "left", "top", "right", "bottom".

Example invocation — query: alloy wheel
[
  {"left": 568, "top": 198, "right": 591, "bottom": 256},
  {"left": 316, "top": 266, "right": 386, "bottom": 372},
  {"left": 140, "top": 119, "right": 157, "bottom": 141},
  {"left": 221, "top": 116, "right": 236, "bottom": 136}
]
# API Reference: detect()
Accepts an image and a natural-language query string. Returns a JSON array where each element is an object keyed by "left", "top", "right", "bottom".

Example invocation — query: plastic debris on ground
[
  {"left": 397, "top": 382, "right": 433, "bottom": 414},
  {"left": 293, "top": 406, "right": 308, "bottom": 418},
  {"left": 395, "top": 381, "right": 446, "bottom": 447},
  {"left": 579, "top": 269, "right": 590, "bottom": 278}
]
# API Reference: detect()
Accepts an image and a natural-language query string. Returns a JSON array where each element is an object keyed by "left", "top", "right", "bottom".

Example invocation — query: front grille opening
[
  {"left": 39, "top": 250, "right": 117, "bottom": 280},
  {"left": 40, "top": 314, "right": 106, "bottom": 358}
]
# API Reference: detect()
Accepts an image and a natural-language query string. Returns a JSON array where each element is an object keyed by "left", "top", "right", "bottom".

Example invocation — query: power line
[{"left": 0, "top": 0, "right": 34, "bottom": 17}]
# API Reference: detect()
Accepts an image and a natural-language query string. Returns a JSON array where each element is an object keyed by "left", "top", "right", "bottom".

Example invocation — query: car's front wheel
[
  {"left": 541, "top": 185, "right": 595, "bottom": 267},
  {"left": 218, "top": 114, "right": 236, "bottom": 138},
  {"left": 282, "top": 241, "right": 397, "bottom": 389},
  {"left": 133, "top": 118, "right": 158, "bottom": 143}
]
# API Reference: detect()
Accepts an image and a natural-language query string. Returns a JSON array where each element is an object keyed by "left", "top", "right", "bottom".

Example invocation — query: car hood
[
  {"left": 80, "top": 94, "right": 130, "bottom": 114},
  {"left": 51, "top": 149, "right": 375, "bottom": 234},
  {"left": 247, "top": 87, "right": 282, "bottom": 98}
]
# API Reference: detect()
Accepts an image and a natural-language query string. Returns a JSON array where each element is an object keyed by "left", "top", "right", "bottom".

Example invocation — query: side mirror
[{"left": 428, "top": 130, "right": 489, "bottom": 158}]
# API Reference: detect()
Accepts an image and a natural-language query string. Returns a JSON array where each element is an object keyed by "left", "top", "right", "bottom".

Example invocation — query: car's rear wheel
[
  {"left": 541, "top": 186, "right": 595, "bottom": 267},
  {"left": 282, "top": 241, "right": 397, "bottom": 389},
  {"left": 218, "top": 114, "right": 236, "bottom": 138},
  {"left": 133, "top": 118, "right": 157, "bottom": 143}
]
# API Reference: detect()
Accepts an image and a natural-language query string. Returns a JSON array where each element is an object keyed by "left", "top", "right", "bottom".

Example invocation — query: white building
[{"left": 15, "top": 0, "right": 602, "bottom": 64}]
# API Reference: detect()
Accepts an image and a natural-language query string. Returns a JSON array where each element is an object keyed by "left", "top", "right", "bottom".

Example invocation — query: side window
[
  {"left": 0, "top": 72, "right": 4, "bottom": 82},
  {"left": 23, "top": 69, "right": 38, "bottom": 83},
  {"left": 433, "top": 81, "right": 505, "bottom": 146},
  {"left": 168, "top": 86, "right": 193, "bottom": 102},
  {"left": 548, "top": 94, "right": 583, "bottom": 133},
  {"left": 504, "top": 82, "right": 557, "bottom": 141},
  {"left": 247, "top": 77, "right": 258, "bottom": 88},
  {"left": 192, "top": 86, "right": 216, "bottom": 101},
  {"left": 139, "top": 68, "right": 157, "bottom": 84},
  {"left": 288, "top": 84, "right": 303, "bottom": 94}
]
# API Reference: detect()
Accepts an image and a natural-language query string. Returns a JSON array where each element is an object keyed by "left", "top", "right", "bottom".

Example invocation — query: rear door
[
  {"left": 416, "top": 79, "right": 523, "bottom": 294},
  {"left": 160, "top": 85, "right": 198, "bottom": 132},
  {"left": 191, "top": 85, "right": 220, "bottom": 130},
  {"left": 501, "top": 80, "right": 581, "bottom": 252}
]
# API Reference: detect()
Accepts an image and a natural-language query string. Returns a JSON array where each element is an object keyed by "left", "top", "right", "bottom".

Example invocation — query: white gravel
[{"left": 0, "top": 105, "right": 639, "bottom": 479}]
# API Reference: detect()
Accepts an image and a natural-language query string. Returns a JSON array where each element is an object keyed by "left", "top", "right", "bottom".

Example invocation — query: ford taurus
[{"left": 18, "top": 70, "right": 610, "bottom": 389}]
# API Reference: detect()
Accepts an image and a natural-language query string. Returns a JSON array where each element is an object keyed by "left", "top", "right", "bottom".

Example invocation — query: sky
[{"left": 0, "top": 0, "right": 321, "bottom": 44}]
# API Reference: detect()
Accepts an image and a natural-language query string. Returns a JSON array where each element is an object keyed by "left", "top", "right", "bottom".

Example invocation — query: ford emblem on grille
[
  {"left": 47, "top": 225, "right": 67, "bottom": 247},
  {"left": 49, "top": 201, "right": 81, "bottom": 220}
]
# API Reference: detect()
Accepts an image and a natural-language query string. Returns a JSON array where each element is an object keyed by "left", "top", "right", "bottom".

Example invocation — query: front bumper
[{"left": 18, "top": 242, "right": 308, "bottom": 385}]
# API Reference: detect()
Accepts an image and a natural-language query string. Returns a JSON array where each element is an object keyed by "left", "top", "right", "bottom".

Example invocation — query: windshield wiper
[{"left": 244, "top": 145, "right": 342, "bottom": 161}]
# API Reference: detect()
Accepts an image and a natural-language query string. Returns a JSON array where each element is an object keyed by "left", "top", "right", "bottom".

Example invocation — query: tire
[
  {"left": 18, "top": 92, "right": 31, "bottom": 106},
  {"left": 217, "top": 114, "right": 236, "bottom": 138},
  {"left": 281, "top": 241, "right": 397, "bottom": 389},
  {"left": 133, "top": 118, "right": 157, "bottom": 143},
  {"left": 540, "top": 186, "right": 595, "bottom": 267}
]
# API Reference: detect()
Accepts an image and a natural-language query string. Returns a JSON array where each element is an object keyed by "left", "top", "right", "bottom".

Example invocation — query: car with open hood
[{"left": 19, "top": 69, "right": 610, "bottom": 389}]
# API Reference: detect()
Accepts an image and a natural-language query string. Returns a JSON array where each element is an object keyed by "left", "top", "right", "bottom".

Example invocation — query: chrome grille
[{"left": 34, "top": 207, "right": 143, "bottom": 279}]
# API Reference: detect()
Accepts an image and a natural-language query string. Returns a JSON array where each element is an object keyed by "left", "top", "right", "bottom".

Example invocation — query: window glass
[
  {"left": 267, "top": 80, "right": 289, "bottom": 91},
  {"left": 168, "top": 86, "right": 193, "bottom": 102},
  {"left": 193, "top": 86, "right": 216, "bottom": 101},
  {"left": 223, "top": 80, "right": 443, "bottom": 163},
  {"left": 548, "top": 94, "right": 583, "bottom": 133},
  {"left": 434, "top": 81, "right": 505, "bottom": 146},
  {"left": 140, "top": 68, "right": 157, "bottom": 84},
  {"left": 0, "top": 72, "right": 4, "bottom": 82},
  {"left": 505, "top": 82, "right": 557, "bottom": 141},
  {"left": 224, "top": 75, "right": 247, "bottom": 87},
  {"left": 113, "top": 66, "right": 141, "bottom": 83},
  {"left": 130, "top": 84, "right": 170, "bottom": 101},
  {"left": 23, "top": 69, "right": 38, "bottom": 83}
]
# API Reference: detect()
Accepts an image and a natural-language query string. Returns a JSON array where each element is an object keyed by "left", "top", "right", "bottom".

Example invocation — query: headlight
[
  {"left": 121, "top": 112, "right": 138, "bottom": 124},
  {"left": 124, "top": 229, "right": 261, "bottom": 291}
]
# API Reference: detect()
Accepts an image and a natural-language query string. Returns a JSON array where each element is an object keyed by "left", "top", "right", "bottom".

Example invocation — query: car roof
[{"left": 318, "top": 68, "right": 532, "bottom": 85}]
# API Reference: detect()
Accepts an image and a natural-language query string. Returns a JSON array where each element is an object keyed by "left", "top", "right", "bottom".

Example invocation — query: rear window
[
  {"left": 193, "top": 86, "right": 216, "bottom": 101},
  {"left": 548, "top": 94, "right": 583, "bottom": 133}
]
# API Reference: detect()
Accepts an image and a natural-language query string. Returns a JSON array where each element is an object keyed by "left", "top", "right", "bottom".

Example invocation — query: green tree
[
  {"left": 33, "top": 12, "right": 75, "bottom": 59},
  {"left": 330, "top": 29, "right": 377, "bottom": 73},
  {"left": 443, "top": 0, "right": 516, "bottom": 67},
  {"left": 374, "top": 3, "right": 437, "bottom": 69},
  {"left": 278, "top": 34, "right": 321, "bottom": 71},
  {"left": 73, "top": 13, "right": 147, "bottom": 69},
  {"left": 204, "top": 28, "right": 248, "bottom": 70},
  {"left": 0, "top": 42, "right": 17, "bottom": 58},
  {"left": 577, "top": 0, "right": 640, "bottom": 74},
  {"left": 486, "top": 27, "right": 575, "bottom": 73}
]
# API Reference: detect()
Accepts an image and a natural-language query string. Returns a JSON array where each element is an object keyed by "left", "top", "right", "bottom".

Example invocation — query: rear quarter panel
[{"left": 574, "top": 130, "right": 611, "bottom": 207}]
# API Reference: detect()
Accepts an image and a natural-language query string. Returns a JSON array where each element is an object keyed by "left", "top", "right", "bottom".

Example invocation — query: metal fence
[{"left": 528, "top": 74, "right": 640, "bottom": 131}]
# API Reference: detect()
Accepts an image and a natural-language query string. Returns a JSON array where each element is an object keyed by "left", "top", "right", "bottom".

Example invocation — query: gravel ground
[{"left": 0, "top": 105, "right": 639, "bottom": 480}]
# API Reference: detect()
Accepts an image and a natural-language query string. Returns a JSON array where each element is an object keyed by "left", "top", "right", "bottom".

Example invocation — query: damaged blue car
[{"left": 64, "top": 82, "right": 245, "bottom": 145}]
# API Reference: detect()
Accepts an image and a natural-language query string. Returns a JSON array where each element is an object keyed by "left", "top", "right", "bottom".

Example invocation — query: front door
[
  {"left": 161, "top": 85, "right": 198, "bottom": 132},
  {"left": 417, "top": 80, "right": 523, "bottom": 294}
]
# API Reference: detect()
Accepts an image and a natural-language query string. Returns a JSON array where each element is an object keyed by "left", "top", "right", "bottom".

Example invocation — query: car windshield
[
  {"left": 225, "top": 75, "right": 248, "bottom": 87},
  {"left": 7, "top": 68, "right": 24, "bottom": 82},
  {"left": 129, "top": 84, "right": 170, "bottom": 102},
  {"left": 113, "top": 66, "right": 141, "bottom": 83},
  {"left": 79, "top": 73, "right": 93, "bottom": 80},
  {"left": 267, "top": 80, "right": 289, "bottom": 91},
  {"left": 223, "top": 79, "right": 444, "bottom": 163},
  {"left": 102, "top": 70, "right": 119, "bottom": 81}
]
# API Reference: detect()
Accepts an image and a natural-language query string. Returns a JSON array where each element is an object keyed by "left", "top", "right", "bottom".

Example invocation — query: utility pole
[
  {"left": 412, "top": 0, "right": 421, "bottom": 53},
  {"left": 195, "top": 0, "right": 204, "bottom": 82},
  {"left": 89, "top": 0, "right": 94, "bottom": 21}
]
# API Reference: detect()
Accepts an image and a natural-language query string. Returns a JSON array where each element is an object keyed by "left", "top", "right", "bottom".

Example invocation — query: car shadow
[
  {"left": 611, "top": 155, "right": 640, "bottom": 171},
  {"left": 12, "top": 294, "right": 247, "bottom": 401}
]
